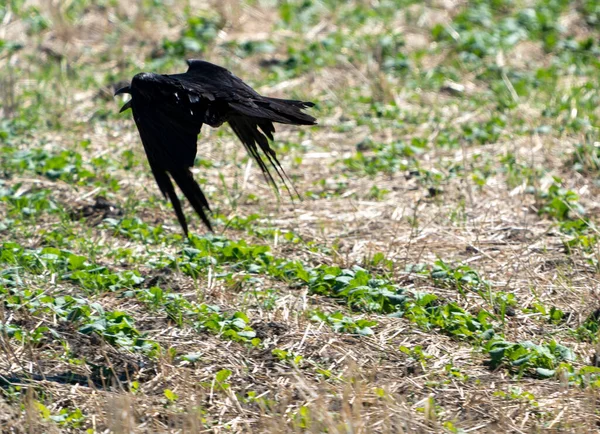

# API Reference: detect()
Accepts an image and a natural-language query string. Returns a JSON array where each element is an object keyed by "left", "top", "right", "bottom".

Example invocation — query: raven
[{"left": 115, "top": 59, "right": 316, "bottom": 236}]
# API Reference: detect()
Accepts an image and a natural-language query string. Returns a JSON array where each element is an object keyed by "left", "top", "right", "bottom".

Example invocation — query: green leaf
[
  {"left": 35, "top": 401, "right": 51, "bottom": 419},
  {"left": 480, "top": 328, "right": 495, "bottom": 340},
  {"left": 164, "top": 389, "right": 178, "bottom": 401},
  {"left": 215, "top": 369, "right": 231, "bottom": 383},
  {"left": 536, "top": 368, "right": 555, "bottom": 378},
  {"left": 68, "top": 254, "right": 87, "bottom": 270}
]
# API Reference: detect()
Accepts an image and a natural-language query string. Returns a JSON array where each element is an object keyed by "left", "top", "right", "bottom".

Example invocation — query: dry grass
[{"left": 1, "top": 0, "right": 600, "bottom": 432}]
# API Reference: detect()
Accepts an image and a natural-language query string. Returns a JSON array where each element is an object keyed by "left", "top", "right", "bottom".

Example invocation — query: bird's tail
[
  {"left": 262, "top": 98, "right": 317, "bottom": 125},
  {"left": 229, "top": 98, "right": 317, "bottom": 126}
]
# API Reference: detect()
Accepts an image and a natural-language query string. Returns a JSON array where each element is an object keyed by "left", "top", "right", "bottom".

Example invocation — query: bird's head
[{"left": 114, "top": 85, "right": 132, "bottom": 113}]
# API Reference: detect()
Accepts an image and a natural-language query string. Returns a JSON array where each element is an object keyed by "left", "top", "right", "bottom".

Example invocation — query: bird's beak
[
  {"left": 119, "top": 100, "right": 132, "bottom": 113},
  {"left": 115, "top": 85, "right": 132, "bottom": 113},
  {"left": 114, "top": 85, "right": 130, "bottom": 96}
]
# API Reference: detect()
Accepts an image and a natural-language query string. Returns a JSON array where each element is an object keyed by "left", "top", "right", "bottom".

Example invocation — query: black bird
[{"left": 115, "top": 59, "right": 316, "bottom": 236}]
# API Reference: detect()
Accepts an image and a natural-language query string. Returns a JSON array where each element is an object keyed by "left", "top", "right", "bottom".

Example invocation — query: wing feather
[
  {"left": 228, "top": 115, "right": 298, "bottom": 198},
  {"left": 129, "top": 75, "right": 211, "bottom": 235},
  {"left": 148, "top": 164, "right": 191, "bottom": 236}
]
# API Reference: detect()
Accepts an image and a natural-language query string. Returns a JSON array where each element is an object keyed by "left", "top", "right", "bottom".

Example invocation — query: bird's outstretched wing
[
  {"left": 118, "top": 60, "right": 316, "bottom": 236},
  {"left": 127, "top": 78, "right": 213, "bottom": 234}
]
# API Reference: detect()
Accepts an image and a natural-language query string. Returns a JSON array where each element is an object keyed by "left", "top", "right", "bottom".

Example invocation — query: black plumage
[{"left": 115, "top": 59, "right": 316, "bottom": 236}]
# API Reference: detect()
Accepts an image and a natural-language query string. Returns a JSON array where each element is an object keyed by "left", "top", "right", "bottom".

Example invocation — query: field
[{"left": 2, "top": 0, "right": 600, "bottom": 432}]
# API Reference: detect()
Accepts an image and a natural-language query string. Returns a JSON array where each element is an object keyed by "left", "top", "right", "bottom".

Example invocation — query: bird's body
[{"left": 115, "top": 59, "right": 316, "bottom": 235}]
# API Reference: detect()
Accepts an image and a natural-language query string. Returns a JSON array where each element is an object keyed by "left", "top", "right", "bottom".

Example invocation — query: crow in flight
[{"left": 115, "top": 59, "right": 316, "bottom": 236}]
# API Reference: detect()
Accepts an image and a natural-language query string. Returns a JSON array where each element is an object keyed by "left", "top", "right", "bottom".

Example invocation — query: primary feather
[{"left": 115, "top": 59, "right": 316, "bottom": 236}]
